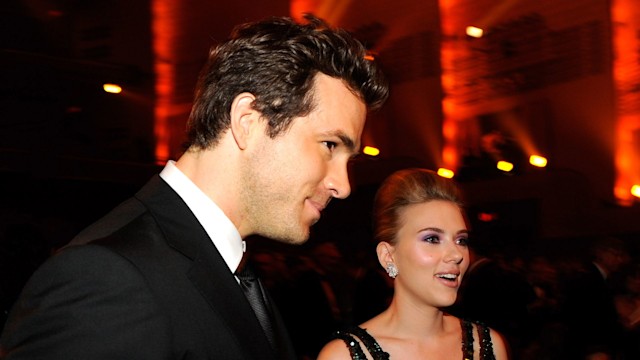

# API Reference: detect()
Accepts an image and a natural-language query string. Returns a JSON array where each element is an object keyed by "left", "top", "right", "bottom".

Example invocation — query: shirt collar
[
  {"left": 159, "top": 160, "right": 244, "bottom": 273},
  {"left": 593, "top": 261, "right": 608, "bottom": 279}
]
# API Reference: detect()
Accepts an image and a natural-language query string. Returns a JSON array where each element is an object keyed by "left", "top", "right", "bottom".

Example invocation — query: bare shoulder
[
  {"left": 317, "top": 338, "right": 353, "bottom": 360},
  {"left": 488, "top": 328, "right": 509, "bottom": 360}
]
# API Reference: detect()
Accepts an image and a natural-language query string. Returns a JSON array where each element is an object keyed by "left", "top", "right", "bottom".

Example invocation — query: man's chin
[
  {"left": 285, "top": 237, "right": 310, "bottom": 245},
  {"left": 270, "top": 227, "right": 311, "bottom": 245},
  {"left": 273, "top": 236, "right": 309, "bottom": 246}
]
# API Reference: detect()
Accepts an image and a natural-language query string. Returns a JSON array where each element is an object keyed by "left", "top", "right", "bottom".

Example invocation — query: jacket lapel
[{"left": 136, "top": 176, "right": 275, "bottom": 360}]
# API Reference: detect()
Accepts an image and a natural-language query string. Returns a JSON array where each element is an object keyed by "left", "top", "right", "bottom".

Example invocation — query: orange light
[
  {"left": 529, "top": 155, "right": 548, "bottom": 168},
  {"left": 437, "top": 168, "right": 455, "bottom": 179},
  {"left": 612, "top": 0, "right": 640, "bottom": 204},
  {"left": 497, "top": 161, "right": 514, "bottom": 172},
  {"left": 152, "top": 0, "right": 178, "bottom": 164},
  {"left": 103, "top": 83, "right": 122, "bottom": 94},
  {"left": 632, "top": 185, "right": 640, "bottom": 199},
  {"left": 364, "top": 54, "right": 375, "bottom": 61},
  {"left": 363, "top": 146, "right": 380, "bottom": 156},
  {"left": 466, "top": 26, "right": 484, "bottom": 38}
]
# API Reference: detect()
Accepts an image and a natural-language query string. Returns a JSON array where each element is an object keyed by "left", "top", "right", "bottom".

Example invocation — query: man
[
  {"left": 0, "top": 14, "right": 388, "bottom": 359},
  {"left": 565, "top": 237, "right": 630, "bottom": 360}
]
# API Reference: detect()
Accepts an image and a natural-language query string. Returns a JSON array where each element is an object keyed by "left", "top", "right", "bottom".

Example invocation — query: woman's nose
[{"left": 445, "top": 243, "right": 464, "bottom": 264}]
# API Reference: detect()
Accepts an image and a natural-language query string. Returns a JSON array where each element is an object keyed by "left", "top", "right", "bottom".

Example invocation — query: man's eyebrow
[{"left": 329, "top": 131, "right": 357, "bottom": 153}]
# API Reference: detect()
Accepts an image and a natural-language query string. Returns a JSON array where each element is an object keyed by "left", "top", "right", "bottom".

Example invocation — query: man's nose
[{"left": 325, "top": 162, "right": 352, "bottom": 199}]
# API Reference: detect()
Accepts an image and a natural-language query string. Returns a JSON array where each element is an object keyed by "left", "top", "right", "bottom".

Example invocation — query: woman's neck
[{"left": 378, "top": 297, "right": 449, "bottom": 338}]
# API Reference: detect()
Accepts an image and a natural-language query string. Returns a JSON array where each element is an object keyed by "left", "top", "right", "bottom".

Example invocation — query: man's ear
[
  {"left": 376, "top": 242, "right": 395, "bottom": 268},
  {"left": 229, "top": 92, "right": 260, "bottom": 150}
]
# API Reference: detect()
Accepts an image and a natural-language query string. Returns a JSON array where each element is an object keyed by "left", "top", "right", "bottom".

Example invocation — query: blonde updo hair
[{"left": 373, "top": 168, "right": 464, "bottom": 245}]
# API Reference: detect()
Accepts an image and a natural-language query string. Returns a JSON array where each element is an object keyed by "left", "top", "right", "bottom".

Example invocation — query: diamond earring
[{"left": 386, "top": 262, "right": 398, "bottom": 278}]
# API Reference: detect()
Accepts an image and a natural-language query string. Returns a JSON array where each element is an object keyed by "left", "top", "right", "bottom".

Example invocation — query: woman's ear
[
  {"left": 376, "top": 242, "right": 395, "bottom": 268},
  {"left": 229, "top": 92, "right": 259, "bottom": 150},
  {"left": 377, "top": 242, "right": 399, "bottom": 279}
]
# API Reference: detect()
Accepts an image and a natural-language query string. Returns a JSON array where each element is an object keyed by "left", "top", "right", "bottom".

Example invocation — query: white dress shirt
[{"left": 159, "top": 160, "right": 244, "bottom": 274}]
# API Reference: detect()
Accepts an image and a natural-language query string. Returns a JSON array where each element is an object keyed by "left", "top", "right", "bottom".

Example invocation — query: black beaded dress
[{"left": 332, "top": 319, "right": 496, "bottom": 360}]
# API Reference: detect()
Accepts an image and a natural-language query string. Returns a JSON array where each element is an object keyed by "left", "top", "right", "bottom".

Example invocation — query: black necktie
[{"left": 235, "top": 262, "right": 277, "bottom": 351}]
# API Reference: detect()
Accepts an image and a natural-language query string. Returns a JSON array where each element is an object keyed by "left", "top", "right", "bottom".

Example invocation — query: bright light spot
[
  {"left": 632, "top": 185, "right": 640, "bottom": 198},
  {"left": 478, "top": 212, "right": 498, "bottom": 222},
  {"left": 497, "top": 161, "right": 514, "bottom": 172},
  {"left": 529, "top": 155, "right": 548, "bottom": 168},
  {"left": 363, "top": 146, "right": 379, "bottom": 156},
  {"left": 466, "top": 26, "right": 484, "bottom": 38},
  {"left": 103, "top": 83, "right": 122, "bottom": 94},
  {"left": 364, "top": 54, "right": 375, "bottom": 61},
  {"left": 437, "top": 168, "right": 455, "bottom": 179}
]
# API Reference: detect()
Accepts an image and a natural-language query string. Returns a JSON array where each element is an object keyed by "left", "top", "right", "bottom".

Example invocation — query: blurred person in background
[
  {"left": 520, "top": 254, "right": 570, "bottom": 360},
  {"left": 564, "top": 236, "right": 630, "bottom": 360},
  {"left": 613, "top": 262, "right": 640, "bottom": 359},
  {"left": 449, "top": 240, "right": 536, "bottom": 359}
]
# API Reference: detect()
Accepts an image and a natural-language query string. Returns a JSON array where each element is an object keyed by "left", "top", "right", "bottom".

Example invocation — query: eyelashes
[
  {"left": 421, "top": 234, "right": 439, "bottom": 244},
  {"left": 456, "top": 236, "right": 470, "bottom": 246},
  {"left": 420, "top": 233, "right": 469, "bottom": 246}
]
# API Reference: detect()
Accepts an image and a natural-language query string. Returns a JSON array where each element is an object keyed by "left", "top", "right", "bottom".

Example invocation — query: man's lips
[{"left": 307, "top": 199, "right": 328, "bottom": 214}]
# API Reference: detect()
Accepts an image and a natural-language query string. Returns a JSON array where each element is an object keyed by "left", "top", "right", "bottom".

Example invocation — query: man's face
[
  {"left": 603, "top": 247, "right": 630, "bottom": 274},
  {"left": 241, "top": 73, "right": 366, "bottom": 244}
]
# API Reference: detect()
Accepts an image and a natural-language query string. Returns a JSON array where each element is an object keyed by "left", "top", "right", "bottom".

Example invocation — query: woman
[{"left": 318, "top": 168, "right": 509, "bottom": 359}]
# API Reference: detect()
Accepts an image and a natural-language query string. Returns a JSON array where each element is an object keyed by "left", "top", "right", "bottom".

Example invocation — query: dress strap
[
  {"left": 476, "top": 322, "right": 496, "bottom": 360},
  {"left": 333, "top": 330, "right": 368, "bottom": 360},
  {"left": 332, "top": 327, "right": 390, "bottom": 360},
  {"left": 350, "top": 327, "right": 390, "bottom": 359},
  {"left": 461, "top": 319, "right": 475, "bottom": 359},
  {"left": 460, "top": 319, "right": 496, "bottom": 360}
]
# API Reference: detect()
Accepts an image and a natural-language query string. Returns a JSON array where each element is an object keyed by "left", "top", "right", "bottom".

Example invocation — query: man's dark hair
[{"left": 186, "top": 14, "right": 389, "bottom": 150}]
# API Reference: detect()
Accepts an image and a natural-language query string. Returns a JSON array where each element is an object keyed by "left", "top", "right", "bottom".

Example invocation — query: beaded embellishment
[
  {"left": 334, "top": 327, "right": 390, "bottom": 360},
  {"left": 333, "top": 319, "right": 495, "bottom": 359},
  {"left": 477, "top": 321, "right": 496, "bottom": 360},
  {"left": 462, "top": 319, "right": 475, "bottom": 359}
]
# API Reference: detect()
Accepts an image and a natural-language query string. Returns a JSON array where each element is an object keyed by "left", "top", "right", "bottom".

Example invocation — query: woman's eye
[
  {"left": 422, "top": 235, "right": 440, "bottom": 244},
  {"left": 457, "top": 237, "right": 469, "bottom": 246}
]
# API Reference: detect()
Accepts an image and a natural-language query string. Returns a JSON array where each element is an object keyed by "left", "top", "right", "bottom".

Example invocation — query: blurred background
[
  {"left": 2, "top": 0, "right": 639, "bottom": 257},
  {"left": 1, "top": 0, "right": 640, "bottom": 357}
]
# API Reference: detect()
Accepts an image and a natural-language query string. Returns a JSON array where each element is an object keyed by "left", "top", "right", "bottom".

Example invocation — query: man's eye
[{"left": 323, "top": 141, "right": 337, "bottom": 151}]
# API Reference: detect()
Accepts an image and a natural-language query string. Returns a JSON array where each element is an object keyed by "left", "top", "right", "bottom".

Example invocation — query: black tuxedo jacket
[
  {"left": 0, "top": 176, "right": 296, "bottom": 360},
  {"left": 564, "top": 262, "right": 622, "bottom": 357}
]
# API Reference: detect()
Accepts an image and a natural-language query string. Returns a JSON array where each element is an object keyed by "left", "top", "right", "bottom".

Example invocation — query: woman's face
[{"left": 389, "top": 200, "right": 470, "bottom": 308}]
